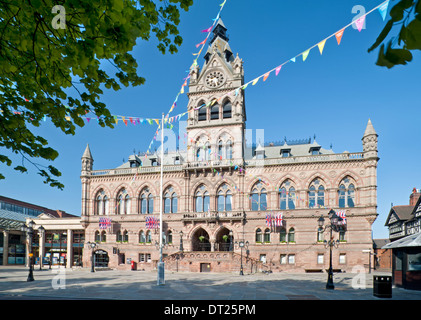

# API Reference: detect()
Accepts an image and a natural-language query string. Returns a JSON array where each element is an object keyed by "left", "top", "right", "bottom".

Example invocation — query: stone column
[{"left": 39, "top": 230, "right": 45, "bottom": 267}]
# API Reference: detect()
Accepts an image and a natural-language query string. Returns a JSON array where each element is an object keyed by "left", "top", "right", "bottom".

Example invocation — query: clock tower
[{"left": 186, "top": 19, "right": 246, "bottom": 164}]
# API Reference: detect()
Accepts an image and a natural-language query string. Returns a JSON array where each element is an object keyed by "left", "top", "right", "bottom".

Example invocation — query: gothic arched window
[
  {"left": 195, "top": 185, "right": 210, "bottom": 212},
  {"left": 223, "top": 101, "right": 232, "bottom": 119},
  {"left": 279, "top": 180, "right": 296, "bottom": 210},
  {"left": 308, "top": 179, "right": 325, "bottom": 208},
  {"left": 226, "top": 140, "right": 233, "bottom": 160},
  {"left": 139, "top": 188, "right": 153, "bottom": 214},
  {"left": 198, "top": 105, "right": 207, "bottom": 121},
  {"left": 139, "top": 230, "right": 146, "bottom": 243},
  {"left": 288, "top": 228, "right": 295, "bottom": 243},
  {"left": 218, "top": 140, "right": 223, "bottom": 160},
  {"left": 338, "top": 177, "right": 356, "bottom": 208},
  {"left": 251, "top": 182, "right": 267, "bottom": 211},
  {"left": 164, "top": 187, "right": 178, "bottom": 213},
  {"left": 117, "top": 189, "right": 130, "bottom": 215},
  {"left": 210, "top": 103, "right": 219, "bottom": 120},
  {"left": 217, "top": 184, "right": 232, "bottom": 212},
  {"left": 264, "top": 228, "right": 271, "bottom": 242},
  {"left": 255, "top": 228, "right": 262, "bottom": 243}
]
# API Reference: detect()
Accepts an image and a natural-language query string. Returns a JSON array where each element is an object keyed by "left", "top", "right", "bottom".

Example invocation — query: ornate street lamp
[
  {"left": 318, "top": 209, "right": 343, "bottom": 290},
  {"left": 179, "top": 230, "right": 184, "bottom": 252},
  {"left": 234, "top": 239, "right": 249, "bottom": 276},
  {"left": 86, "top": 241, "right": 97, "bottom": 272},
  {"left": 38, "top": 225, "right": 45, "bottom": 270},
  {"left": 21, "top": 220, "right": 35, "bottom": 282}
]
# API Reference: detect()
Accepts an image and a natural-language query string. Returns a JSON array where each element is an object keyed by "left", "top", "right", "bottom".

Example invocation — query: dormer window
[
  {"left": 151, "top": 159, "right": 158, "bottom": 166},
  {"left": 174, "top": 156, "right": 180, "bottom": 165},
  {"left": 310, "top": 147, "right": 321, "bottom": 155},
  {"left": 281, "top": 148, "right": 291, "bottom": 158}
]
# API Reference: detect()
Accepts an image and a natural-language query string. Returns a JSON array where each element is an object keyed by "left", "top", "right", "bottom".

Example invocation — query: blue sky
[{"left": 1, "top": 0, "right": 420, "bottom": 239}]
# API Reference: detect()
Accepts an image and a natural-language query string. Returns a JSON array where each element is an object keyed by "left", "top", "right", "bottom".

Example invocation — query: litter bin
[
  {"left": 373, "top": 276, "right": 392, "bottom": 298},
  {"left": 131, "top": 260, "right": 136, "bottom": 271}
]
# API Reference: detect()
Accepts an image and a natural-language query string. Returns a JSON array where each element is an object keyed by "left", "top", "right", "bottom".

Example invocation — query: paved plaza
[{"left": 0, "top": 266, "right": 421, "bottom": 301}]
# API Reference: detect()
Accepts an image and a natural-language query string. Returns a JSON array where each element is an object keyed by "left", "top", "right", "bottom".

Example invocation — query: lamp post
[
  {"left": 234, "top": 239, "right": 249, "bottom": 276},
  {"left": 86, "top": 241, "right": 97, "bottom": 272},
  {"left": 318, "top": 209, "right": 343, "bottom": 290},
  {"left": 179, "top": 230, "right": 184, "bottom": 252},
  {"left": 21, "top": 220, "right": 35, "bottom": 282},
  {"left": 38, "top": 225, "right": 45, "bottom": 270}
]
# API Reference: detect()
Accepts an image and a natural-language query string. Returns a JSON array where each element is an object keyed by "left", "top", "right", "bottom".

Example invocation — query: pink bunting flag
[
  {"left": 275, "top": 65, "right": 282, "bottom": 76},
  {"left": 354, "top": 16, "right": 366, "bottom": 32},
  {"left": 86, "top": 118, "right": 91, "bottom": 123},
  {"left": 201, "top": 26, "right": 212, "bottom": 33}
]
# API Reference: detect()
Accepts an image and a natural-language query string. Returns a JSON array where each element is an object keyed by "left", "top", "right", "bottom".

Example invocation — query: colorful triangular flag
[
  {"left": 302, "top": 49, "right": 310, "bottom": 61},
  {"left": 263, "top": 72, "right": 270, "bottom": 82},
  {"left": 335, "top": 29, "right": 345, "bottom": 45},
  {"left": 378, "top": 1, "right": 389, "bottom": 21},
  {"left": 317, "top": 39, "right": 326, "bottom": 55},
  {"left": 354, "top": 15, "right": 366, "bottom": 32},
  {"left": 275, "top": 65, "right": 282, "bottom": 76},
  {"left": 252, "top": 78, "right": 259, "bottom": 85}
]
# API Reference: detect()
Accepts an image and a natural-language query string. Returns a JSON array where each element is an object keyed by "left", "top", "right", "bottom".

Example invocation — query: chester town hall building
[{"left": 74, "top": 20, "right": 378, "bottom": 273}]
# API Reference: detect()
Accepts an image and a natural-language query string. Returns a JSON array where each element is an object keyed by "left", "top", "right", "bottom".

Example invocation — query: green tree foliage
[
  {"left": 369, "top": 0, "right": 421, "bottom": 68},
  {"left": 0, "top": 0, "right": 193, "bottom": 189}
]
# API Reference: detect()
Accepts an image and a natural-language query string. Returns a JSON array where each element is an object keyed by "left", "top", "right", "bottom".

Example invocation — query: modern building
[
  {"left": 79, "top": 19, "right": 379, "bottom": 273},
  {"left": 0, "top": 195, "right": 77, "bottom": 266}
]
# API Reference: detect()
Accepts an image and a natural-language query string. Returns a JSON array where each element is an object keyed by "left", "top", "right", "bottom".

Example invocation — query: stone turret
[
  {"left": 81, "top": 144, "right": 93, "bottom": 218},
  {"left": 362, "top": 119, "right": 378, "bottom": 160},
  {"left": 81, "top": 143, "right": 93, "bottom": 174}
]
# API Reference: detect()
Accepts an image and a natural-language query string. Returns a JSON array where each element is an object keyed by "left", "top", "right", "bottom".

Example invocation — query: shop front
[{"left": 383, "top": 232, "right": 421, "bottom": 290}]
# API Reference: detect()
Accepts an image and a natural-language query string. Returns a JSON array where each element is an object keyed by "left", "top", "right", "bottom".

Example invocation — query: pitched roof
[{"left": 384, "top": 205, "right": 414, "bottom": 226}]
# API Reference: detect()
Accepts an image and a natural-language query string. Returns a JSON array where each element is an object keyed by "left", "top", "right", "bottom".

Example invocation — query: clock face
[{"left": 205, "top": 71, "right": 225, "bottom": 88}]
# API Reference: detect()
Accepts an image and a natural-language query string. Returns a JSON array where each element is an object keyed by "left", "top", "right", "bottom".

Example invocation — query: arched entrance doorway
[
  {"left": 192, "top": 228, "right": 211, "bottom": 251},
  {"left": 215, "top": 227, "right": 233, "bottom": 251},
  {"left": 94, "top": 249, "right": 109, "bottom": 268}
]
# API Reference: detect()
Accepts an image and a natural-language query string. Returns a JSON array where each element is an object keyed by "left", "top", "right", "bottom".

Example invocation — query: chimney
[{"left": 410, "top": 188, "right": 421, "bottom": 206}]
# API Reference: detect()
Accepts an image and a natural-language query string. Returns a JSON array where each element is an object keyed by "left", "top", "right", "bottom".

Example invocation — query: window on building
[
  {"left": 116, "top": 230, "right": 122, "bottom": 242},
  {"left": 251, "top": 182, "right": 267, "bottom": 211},
  {"left": 195, "top": 185, "right": 210, "bottom": 212},
  {"left": 308, "top": 179, "right": 325, "bottom": 208},
  {"left": 339, "top": 253, "right": 346, "bottom": 264},
  {"left": 117, "top": 189, "right": 130, "bottom": 214},
  {"left": 226, "top": 140, "right": 233, "bottom": 160},
  {"left": 317, "top": 227, "right": 324, "bottom": 242},
  {"left": 280, "top": 254, "right": 287, "bottom": 264},
  {"left": 339, "top": 230, "right": 346, "bottom": 242},
  {"left": 317, "top": 254, "right": 324, "bottom": 264},
  {"left": 288, "top": 228, "right": 295, "bottom": 243},
  {"left": 210, "top": 104, "right": 219, "bottom": 120},
  {"left": 140, "top": 188, "right": 153, "bottom": 214},
  {"left": 339, "top": 177, "right": 356, "bottom": 208},
  {"left": 95, "top": 190, "right": 109, "bottom": 215},
  {"left": 223, "top": 102, "right": 232, "bottom": 119},
  {"left": 146, "top": 231, "right": 151, "bottom": 243},
  {"left": 255, "top": 228, "right": 262, "bottom": 243},
  {"left": 139, "top": 231, "right": 145, "bottom": 243},
  {"left": 280, "top": 228, "right": 287, "bottom": 242},
  {"left": 167, "top": 231, "right": 173, "bottom": 244},
  {"left": 260, "top": 254, "right": 267, "bottom": 264},
  {"left": 264, "top": 228, "right": 271, "bottom": 242},
  {"left": 218, "top": 140, "right": 223, "bottom": 159},
  {"left": 217, "top": 184, "right": 232, "bottom": 212},
  {"left": 123, "top": 230, "right": 128, "bottom": 242},
  {"left": 164, "top": 187, "right": 177, "bottom": 213},
  {"left": 198, "top": 106, "right": 207, "bottom": 121},
  {"left": 279, "top": 180, "right": 296, "bottom": 210},
  {"left": 288, "top": 254, "right": 295, "bottom": 264}
]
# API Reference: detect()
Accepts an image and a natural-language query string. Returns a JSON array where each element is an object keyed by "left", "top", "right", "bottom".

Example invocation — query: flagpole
[{"left": 157, "top": 113, "right": 165, "bottom": 286}]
